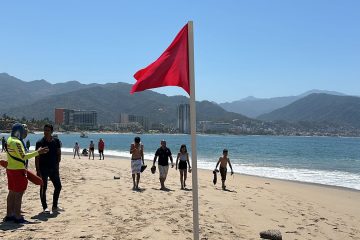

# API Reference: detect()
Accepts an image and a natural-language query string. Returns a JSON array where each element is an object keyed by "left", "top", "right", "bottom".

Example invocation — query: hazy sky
[{"left": 1, "top": 1, "right": 359, "bottom": 103}]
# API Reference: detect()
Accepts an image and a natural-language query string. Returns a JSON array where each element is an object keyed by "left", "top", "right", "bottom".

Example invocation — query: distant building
[
  {"left": 199, "top": 121, "right": 233, "bottom": 133},
  {"left": 55, "top": 108, "right": 97, "bottom": 129},
  {"left": 177, "top": 103, "right": 190, "bottom": 134},
  {"left": 119, "top": 113, "right": 149, "bottom": 131}
]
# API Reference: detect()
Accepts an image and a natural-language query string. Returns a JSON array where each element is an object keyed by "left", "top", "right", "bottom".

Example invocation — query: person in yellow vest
[{"left": 3, "top": 123, "right": 48, "bottom": 224}]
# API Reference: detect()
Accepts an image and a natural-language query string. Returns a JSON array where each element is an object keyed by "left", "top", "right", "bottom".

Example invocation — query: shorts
[
  {"left": 178, "top": 161, "right": 187, "bottom": 170},
  {"left": 220, "top": 166, "right": 227, "bottom": 181},
  {"left": 7, "top": 169, "right": 28, "bottom": 192},
  {"left": 99, "top": 150, "right": 104, "bottom": 153},
  {"left": 131, "top": 159, "right": 142, "bottom": 174},
  {"left": 158, "top": 165, "right": 169, "bottom": 179}
]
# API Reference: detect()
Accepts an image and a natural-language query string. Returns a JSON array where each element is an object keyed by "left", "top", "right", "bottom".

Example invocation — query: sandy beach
[{"left": 0, "top": 152, "right": 359, "bottom": 240}]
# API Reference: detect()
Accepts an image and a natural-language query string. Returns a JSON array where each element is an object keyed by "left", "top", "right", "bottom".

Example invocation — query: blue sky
[{"left": 0, "top": 0, "right": 359, "bottom": 103}]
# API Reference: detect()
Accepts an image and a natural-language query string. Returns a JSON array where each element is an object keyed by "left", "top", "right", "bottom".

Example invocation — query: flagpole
[{"left": 188, "top": 21, "right": 199, "bottom": 240}]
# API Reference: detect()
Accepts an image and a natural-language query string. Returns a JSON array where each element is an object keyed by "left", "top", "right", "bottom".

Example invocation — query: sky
[{"left": 0, "top": 0, "right": 359, "bottom": 103}]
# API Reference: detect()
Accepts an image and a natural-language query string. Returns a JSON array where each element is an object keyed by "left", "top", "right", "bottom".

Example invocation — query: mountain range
[
  {"left": 219, "top": 90, "right": 345, "bottom": 118},
  {"left": 0, "top": 73, "right": 250, "bottom": 125},
  {"left": 258, "top": 93, "right": 360, "bottom": 128},
  {"left": 2, "top": 73, "right": 360, "bottom": 131}
]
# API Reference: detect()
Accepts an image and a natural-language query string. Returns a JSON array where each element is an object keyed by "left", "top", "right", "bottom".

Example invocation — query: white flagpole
[{"left": 188, "top": 21, "right": 199, "bottom": 240}]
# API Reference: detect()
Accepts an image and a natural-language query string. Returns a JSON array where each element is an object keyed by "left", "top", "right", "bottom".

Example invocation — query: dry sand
[{"left": 0, "top": 153, "right": 359, "bottom": 240}]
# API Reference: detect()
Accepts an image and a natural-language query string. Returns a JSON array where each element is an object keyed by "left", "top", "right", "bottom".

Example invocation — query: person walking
[
  {"left": 153, "top": 140, "right": 174, "bottom": 190},
  {"left": 175, "top": 144, "right": 191, "bottom": 190},
  {"left": 3, "top": 123, "right": 48, "bottom": 223},
  {"left": 98, "top": 138, "right": 105, "bottom": 160},
  {"left": 130, "top": 136, "right": 145, "bottom": 190},
  {"left": 214, "top": 149, "right": 234, "bottom": 190},
  {"left": 35, "top": 124, "right": 63, "bottom": 213}
]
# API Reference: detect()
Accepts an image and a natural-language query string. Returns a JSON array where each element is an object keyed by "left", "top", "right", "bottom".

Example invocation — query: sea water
[{"left": 2, "top": 133, "right": 360, "bottom": 190}]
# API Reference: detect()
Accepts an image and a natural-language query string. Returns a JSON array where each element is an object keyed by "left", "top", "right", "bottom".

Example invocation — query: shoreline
[
  {"left": 5, "top": 131, "right": 357, "bottom": 138},
  {"left": 62, "top": 151, "right": 360, "bottom": 192}
]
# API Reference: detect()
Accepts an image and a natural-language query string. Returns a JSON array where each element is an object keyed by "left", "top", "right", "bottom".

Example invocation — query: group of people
[
  {"left": 2, "top": 123, "right": 235, "bottom": 224},
  {"left": 3, "top": 123, "right": 63, "bottom": 223},
  {"left": 73, "top": 138, "right": 105, "bottom": 160},
  {"left": 130, "top": 137, "right": 234, "bottom": 191},
  {"left": 130, "top": 138, "right": 192, "bottom": 191}
]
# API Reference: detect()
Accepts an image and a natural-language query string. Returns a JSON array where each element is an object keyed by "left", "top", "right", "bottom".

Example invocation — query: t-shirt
[
  {"left": 155, "top": 147, "right": 172, "bottom": 166},
  {"left": 36, "top": 137, "right": 61, "bottom": 170},
  {"left": 98, "top": 141, "right": 104, "bottom": 150}
]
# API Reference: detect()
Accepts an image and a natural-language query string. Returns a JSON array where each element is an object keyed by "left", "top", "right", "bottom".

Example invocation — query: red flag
[{"left": 131, "top": 24, "right": 190, "bottom": 95}]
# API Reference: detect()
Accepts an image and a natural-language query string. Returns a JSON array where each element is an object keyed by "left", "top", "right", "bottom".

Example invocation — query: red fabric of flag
[{"left": 131, "top": 24, "right": 190, "bottom": 95}]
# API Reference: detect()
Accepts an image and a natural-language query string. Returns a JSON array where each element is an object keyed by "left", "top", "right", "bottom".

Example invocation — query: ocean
[{"left": 2, "top": 132, "right": 360, "bottom": 190}]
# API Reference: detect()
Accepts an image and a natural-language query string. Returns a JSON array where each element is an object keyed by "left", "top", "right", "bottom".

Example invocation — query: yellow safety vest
[{"left": 6, "top": 137, "right": 39, "bottom": 170}]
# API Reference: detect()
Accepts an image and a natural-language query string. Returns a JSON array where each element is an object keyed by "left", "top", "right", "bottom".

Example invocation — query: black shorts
[
  {"left": 220, "top": 167, "right": 227, "bottom": 181},
  {"left": 99, "top": 150, "right": 103, "bottom": 153},
  {"left": 178, "top": 161, "right": 187, "bottom": 170}
]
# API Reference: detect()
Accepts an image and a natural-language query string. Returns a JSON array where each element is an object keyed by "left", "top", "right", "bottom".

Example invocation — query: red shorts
[{"left": 6, "top": 169, "right": 28, "bottom": 192}]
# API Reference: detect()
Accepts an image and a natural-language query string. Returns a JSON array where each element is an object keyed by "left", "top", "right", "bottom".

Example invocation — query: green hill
[
  {"left": 258, "top": 93, "right": 360, "bottom": 128},
  {"left": 0, "top": 79, "right": 250, "bottom": 125}
]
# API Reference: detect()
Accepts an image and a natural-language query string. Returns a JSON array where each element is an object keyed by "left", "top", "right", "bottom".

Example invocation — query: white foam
[{"left": 197, "top": 161, "right": 360, "bottom": 190}]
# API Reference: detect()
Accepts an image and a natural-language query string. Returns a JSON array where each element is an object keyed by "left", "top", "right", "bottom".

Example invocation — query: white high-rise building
[{"left": 177, "top": 104, "right": 190, "bottom": 134}]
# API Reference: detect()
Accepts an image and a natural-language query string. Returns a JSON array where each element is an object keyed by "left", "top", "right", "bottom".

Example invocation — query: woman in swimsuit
[{"left": 175, "top": 144, "right": 191, "bottom": 190}]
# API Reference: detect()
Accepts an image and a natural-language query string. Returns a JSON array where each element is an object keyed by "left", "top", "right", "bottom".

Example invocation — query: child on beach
[
  {"left": 214, "top": 149, "right": 234, "bottom": 190},
  {"left": 175, "top": 144, "right": 191, "bottom": 190}
]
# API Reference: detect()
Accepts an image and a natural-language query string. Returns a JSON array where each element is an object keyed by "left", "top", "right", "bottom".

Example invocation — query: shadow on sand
[
  {"left": 0, "top": 218, "right": 41, "bottom": 230},
  {"left": 31, "top": 211, "right": 60, "bottom": 222},
  {"left": 152, "top": 187, "right": 174, "bottom": 192},
  {"left": 222, "top": 188, "right": 237, "bottom": 193},
  {"left": 132, "top": 188, "right": 146, "bottom": 193}
]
